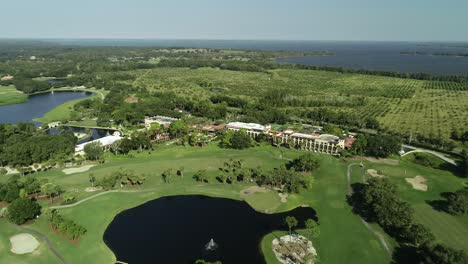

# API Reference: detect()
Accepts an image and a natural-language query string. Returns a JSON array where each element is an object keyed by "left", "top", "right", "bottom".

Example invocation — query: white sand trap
[
  {"left": 405, "top": 176, "right": 428, "bottom": 191},
  {"left": 367, "top": 169, "right": 385, "bottom": 178},
  {"left": 278, "top": 193, "right": 288, "bottom": 203},
  {"left": 85, "top": 186, "right": 103, "bottom": 192},
  {"left": 63, "top": 165, "right": 95, "bottom": 175},
  {"left": 240, "top": 186, "right": 267, "bottom": 196},
  {"left": 10, "top": 233, "right": 39, "bottom": 254}
]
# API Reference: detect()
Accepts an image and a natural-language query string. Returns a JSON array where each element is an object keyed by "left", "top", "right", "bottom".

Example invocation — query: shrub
[{"left": 7, "top": 198, "right": 41, "bottom": 225}]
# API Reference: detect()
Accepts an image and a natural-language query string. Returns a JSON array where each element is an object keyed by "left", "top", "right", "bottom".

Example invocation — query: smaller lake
[
  {"left": 104, "top": 195, "right": 317, "bottom": 264},
  {"left": 0, "top": 91, "right": 93, "bottom": 124},
  {"left": 48, "top": 126, "right": 118, "bottom": 144}
]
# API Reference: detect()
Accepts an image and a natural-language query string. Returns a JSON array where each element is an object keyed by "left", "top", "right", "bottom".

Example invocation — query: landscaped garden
[{"left": 0, "top": 143, "right": 393, "bottom": 264}]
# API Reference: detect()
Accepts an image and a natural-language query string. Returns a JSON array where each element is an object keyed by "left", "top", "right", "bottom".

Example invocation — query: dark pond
[
  {"left": 0, "top": 91, "right": 93, "bottom": 124},
  {"left": 103, "top": 195, "right": 317, "bottom": 264}
]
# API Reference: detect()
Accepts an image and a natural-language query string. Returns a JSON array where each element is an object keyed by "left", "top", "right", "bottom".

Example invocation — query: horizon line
[{"left": 0, "top": 37, "right": 467, "bottom": 43}]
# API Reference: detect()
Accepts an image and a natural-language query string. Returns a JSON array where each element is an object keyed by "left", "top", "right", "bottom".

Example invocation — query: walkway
[
  {"left": 50, "top": 189, "right": 150, "bottom": 209},
  {"left": 17, "top": 226, "right": 68, "bottom": 264},
  {"left": 401, "top": 144, "right": 457, "bottom": 166},
  {"left": 347, "top": 163, "right": 392, "bottom": 256}
]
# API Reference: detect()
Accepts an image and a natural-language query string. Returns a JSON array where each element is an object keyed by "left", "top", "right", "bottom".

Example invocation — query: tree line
[
  {"left": 46, "top": 209, "right": 87, "bottom": 241},
  {"left": 0, "top": 123, "right": 76, "bottom": 167}
]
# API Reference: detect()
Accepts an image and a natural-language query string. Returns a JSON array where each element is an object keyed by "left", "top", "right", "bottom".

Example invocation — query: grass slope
[
  {"left": 364, "top": 158, "right": 468, "bottom": 251},
  {"left": 0, "top": 85, "right": 28, "bottom": 106},
  {"left": 33, "top": 88, "right": 108, "bottom": 123}
]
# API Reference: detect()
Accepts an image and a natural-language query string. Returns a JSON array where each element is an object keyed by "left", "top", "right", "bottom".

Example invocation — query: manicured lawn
[
  {"left": 0, "top": 220, "right": 59, "bottom": 264},
  {"left": 364, "top": 158, "right": 468, "bottom": 251},
  {"left": 33, "top": 88, "right": 108, "bottom": 123},
  {"left": 33, "top": 98, "right": 91, "bottom": 123},
  {"left": 0, "top": 144, "right": 391, "bottom": 264},
  {"left": 0, "top": 85, "right": 28, "bottom": 106}
]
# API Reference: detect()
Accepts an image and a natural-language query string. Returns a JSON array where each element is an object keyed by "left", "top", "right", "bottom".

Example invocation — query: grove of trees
[
  {"left": 349, "top": 177, "right": 468, "bottom": 263},
  {"left": 0, "top": 123, "right": 76, "bottom": 167},
  {"left": 7, "top": 198, "right": 41, "bottom": 224},
  {"left": 46, "top": 209, "right": 87, "bottom": 241}
]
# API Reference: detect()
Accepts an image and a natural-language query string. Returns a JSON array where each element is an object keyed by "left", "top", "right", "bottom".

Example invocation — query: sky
[{"left": 1, "top": 0, "right": 467, "bottom": 42}]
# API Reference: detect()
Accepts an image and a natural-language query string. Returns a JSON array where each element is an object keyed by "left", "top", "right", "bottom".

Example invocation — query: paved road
[
  {"left": 17, "top": 226, "right": 68, "bottom": 264},
  {"left": 402, "top": 144, "right": 457, "bottom": 166},
  {"left": 347, "top": 163, "right": 392, "bottom": 256}
]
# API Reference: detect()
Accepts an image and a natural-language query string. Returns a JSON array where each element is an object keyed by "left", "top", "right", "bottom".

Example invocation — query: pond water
[
  {"left": 0, "top": 91, "right": 93, "bottom": 124},
  {"left": 275, "top": 42, "right": 468, "bottom": 75},
  {"left": 48, "top": 126, "right": 117, "bottom": 144},
  {"left": 103, "top": 195, "right": 317, "bottom": 264}
]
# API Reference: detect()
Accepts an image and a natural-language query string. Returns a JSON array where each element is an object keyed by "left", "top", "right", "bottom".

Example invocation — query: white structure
[
  {"left": 75, "top": 135, "right": 122, "bottom": 153},
  {"left": 145, "top": 116, "right": 179, "bottom": 128},
  {"left": 226, "top": 122, "right": 271, "bottom": 138},
  {"left": 274, "top": 131, "right": 345, "bottom": 155},
  {"left": 48, "top": 122, "right": 62, "bottom": 128}
]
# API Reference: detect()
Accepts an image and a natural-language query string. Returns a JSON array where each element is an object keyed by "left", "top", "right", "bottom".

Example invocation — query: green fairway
[
  {"left": 129, "top": 67, "right": 468, "bottom": 141},
  {"left": 0, "top": 144, "right": 391, "bottom": 264},
  {"left": 0, "top": 220, "right": 59, "bottom": 264},
  {"left": 0, "top": 85, "right": 28, "bottom": 106},
  {"left": 32, "top": 88, "right": 108, "bottom": 123},
  {"left": 364, "top": 158, "right": 468, "bottom": 252}
]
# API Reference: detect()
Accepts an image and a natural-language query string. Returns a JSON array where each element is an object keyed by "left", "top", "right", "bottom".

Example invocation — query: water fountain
[{"left": 205, "top": 238, "right": 218, "bottom": 251}]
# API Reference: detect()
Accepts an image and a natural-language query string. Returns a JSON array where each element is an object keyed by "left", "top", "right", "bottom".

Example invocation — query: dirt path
[{"left": 347, "top": 163, "right": 391, "bottom": 256}]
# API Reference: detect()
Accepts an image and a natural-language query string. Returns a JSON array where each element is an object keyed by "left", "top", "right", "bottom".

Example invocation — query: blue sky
[{"left": 1, "top": 0, "right": 467, "bottom": 41}]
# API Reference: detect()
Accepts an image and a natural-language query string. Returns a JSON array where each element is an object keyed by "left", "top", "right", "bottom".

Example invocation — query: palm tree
[
  {"left": 285, "top": 216, "right": 298, "bottom": 235},
  {"left": 89, "top": 174, "right": 96, "bottom": 187},
  {"left": 178, "top": 166, "right": 184, "bottom": 178}
]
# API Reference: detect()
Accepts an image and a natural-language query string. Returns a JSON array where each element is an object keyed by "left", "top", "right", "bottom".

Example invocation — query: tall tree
[
  {"left": 304, "top": 219, "right": 320, "bottom": 238},
  {"left": 84, "top": 141, "right": 104, "bottom": 161},
  {"left": 285, "top": 216, "right": 298, "bottom": 235}
]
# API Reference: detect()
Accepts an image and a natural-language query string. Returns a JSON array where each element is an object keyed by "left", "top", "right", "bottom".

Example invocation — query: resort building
[
  {"left": 144, "top": 116, "right": 179, "bottom": 128},
  {"left": 273, "top": 131, "right": 346, "bottom": 155},
  {"left": 226, "top": 122, "right": 271, "bottom": 138},
  {"left": 225, "top": 121, "right": 351, "bottom": 155}
]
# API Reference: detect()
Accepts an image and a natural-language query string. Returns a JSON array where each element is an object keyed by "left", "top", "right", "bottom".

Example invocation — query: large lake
[
  {"left": 103, "top": 195, "right": 317, "bottom": 264},
  {"left": 0, "top": 91, "right": 93, "bottom": 124},
  {"left": 53, "top": 39, "right": 468, "bottom": 75}
]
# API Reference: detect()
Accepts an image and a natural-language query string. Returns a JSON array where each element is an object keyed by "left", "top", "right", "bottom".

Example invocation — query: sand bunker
[
  {"left": 272, "top": 234, "right": 317, "bottom": 264},
  {"left": 405, "top": 176, "right": 428, "bottom": 191},
  {"left": 278, "top": 193, "right": 288, "bottom": 203},
  {"left": 367, "top": 169, "right": 385, "bottom": 178},
  {"left": 10, "top": 233, "right": 39, "bottom": 254},
  {"left": 240, "top": 186, "right": 267, "bottom": 196},
  {"left": 62, "top": 165, "right": 95, "bottom": 175},
  {"left": 85, "top": 186, "right": 103, "bottom": 192}
]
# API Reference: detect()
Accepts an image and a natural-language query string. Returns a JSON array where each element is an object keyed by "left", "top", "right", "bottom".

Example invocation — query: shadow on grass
[{"left": 391, "top": 245, "right": 419, "bottom": 264}]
